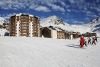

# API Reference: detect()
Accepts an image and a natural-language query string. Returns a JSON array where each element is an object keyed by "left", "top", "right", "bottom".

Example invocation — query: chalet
[
  {"left": 72, "top": 32, "right": 81, "bottom": 39},
  {"left": 90, "top": 32, "right": 97, "bottom": 36},
  {"left": 82, "top": 32, "right": 97, "bottom": 37},
  {"left": 55, "top": 27, "right": 66, "bottom": 39},
  {"left": 42, "top": 26, "right": 66, "bottom": 39},
  {"left": 42, "top": 27, "right": 52, "bottom": 38}
]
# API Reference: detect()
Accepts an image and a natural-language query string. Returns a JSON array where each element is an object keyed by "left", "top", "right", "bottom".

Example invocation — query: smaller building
[
  {"left": 90, "top": 32, "right": 97, "bottom": 36},
  {"left": 82, "top": 32, "right": 97, "bottom": 37},
  {"left": 42, "top": 27, "right": 51, "bottom": 38},
  {"left": 55, "top": 27, "right": 66, "bottom": 39},
  {"left": 72, "top": 32, "right": 81, "bottom": 39},
  {"left": 42, "top": 26, "right": 66, "bottom": 39}
]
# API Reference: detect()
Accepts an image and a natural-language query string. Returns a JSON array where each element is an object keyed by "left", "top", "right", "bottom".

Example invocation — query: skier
[
  {"left": 92, "top": 37, "right": 96, "bottom": 45},
  {"left": 84, "top": 38, "right": 87, "bottom": 47},
  {"left": 80, "top": 36, "right": 85, "bottom": 48},
  {"left": 88, "top": 37, "right": 91, "bottom": 44},
  {"left": 94, "top": 36, "right": 98, "bottom": 42}
]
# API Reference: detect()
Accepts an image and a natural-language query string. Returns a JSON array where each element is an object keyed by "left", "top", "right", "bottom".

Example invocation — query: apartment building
[{"left": 9, "top": 13, "right": 40, "bottom": 37}]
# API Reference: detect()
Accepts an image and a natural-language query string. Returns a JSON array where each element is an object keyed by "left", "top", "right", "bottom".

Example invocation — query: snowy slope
[
  {"left": 0, "top": 37, "right": 100, "bottom": 67},
  {"left": 0, "top": 17, "right": 5, "bottom": 25}
]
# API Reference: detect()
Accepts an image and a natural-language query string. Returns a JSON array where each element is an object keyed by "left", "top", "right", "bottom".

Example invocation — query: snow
[
  {"left": 0, "top": 17, "right": 5, "bottom": 25},
  {"left": 55, "top": 24, "right": 91, "bottom": 34},
  {"left": 40, "top": 15, "right": 65, "bottom": 27},
  {"left": 40, "top": 16, "right": 100, "bottom": 35},
  {"left": 0, "top": 29, "right": 8, "bottom": 36},
  {"left": 0, "top": 37, "right": 100, "bottom": 67},
  {"left": 40, "top": 15, "right": 92, "bottom": 34},
  {"left": 15, "top": 13, "right": 34, "bottom": 17}
]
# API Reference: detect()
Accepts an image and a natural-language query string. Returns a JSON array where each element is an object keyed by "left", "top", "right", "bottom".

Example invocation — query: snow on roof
[
  {"left": 47, "top": 26, "right": 64, "bottom": 31},
  {"left": 16, "top": 13, "right": 22, "bottom": 16},
  {"left": 13, "top": 13, "right": 34, "bottom": 17}
]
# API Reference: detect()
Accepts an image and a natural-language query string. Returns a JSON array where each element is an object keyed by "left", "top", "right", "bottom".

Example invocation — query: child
[
  {"left": 88, "top": 37, "right": 91, "bottom": 44},
  {"left": 80, "top": 36, "right": 85, "bottom": 48},
  {"left": 94, "top": 36, "right": 98, "bottom": 42},
  {"left": 92, "top": 37, "right": 96, "bottom": 45},
  {"left": 84, "top": 39, "right": 87, "bottom": 47}
]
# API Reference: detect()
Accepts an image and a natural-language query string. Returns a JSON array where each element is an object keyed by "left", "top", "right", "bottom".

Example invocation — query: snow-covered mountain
[
  {"left": 40, "top": 15, "right": 100, "bottom": 35},
  {"left": 0, "top": 17, "right": 6, "bottom": 25},
  {"left": 0, "top": 17, "right": 9, "bottom": 36},
  {"left": 40, "top": 15, "right": 66, "bottom": 27},
  {"left": 89, "top": 17, "right": 100, "bottom": 32},
  {"left": 40, "top": 15, "right": 91, "bottom": 34}
]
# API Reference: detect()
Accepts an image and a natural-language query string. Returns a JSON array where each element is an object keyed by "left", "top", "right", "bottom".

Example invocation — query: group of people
[{"left": 80, "top": 36, "right": 98, "bottom": 48}]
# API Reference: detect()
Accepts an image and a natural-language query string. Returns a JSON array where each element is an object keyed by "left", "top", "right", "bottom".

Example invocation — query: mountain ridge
[{"left": 0, "top": 17, "right": 6, "bottom": 25}]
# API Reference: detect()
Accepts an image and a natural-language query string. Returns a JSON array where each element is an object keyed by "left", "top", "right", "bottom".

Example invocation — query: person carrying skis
[
  {"left": 80, "top": 36, "right": 85, "bottom": 48},
  {"left": 88, "top": 37, "right": 91, "bottom": 44}
]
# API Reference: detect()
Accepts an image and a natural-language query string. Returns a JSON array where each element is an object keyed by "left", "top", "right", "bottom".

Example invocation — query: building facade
[
  {"left": 72, "top": 32, "right": 81, "bottom": 39},
  {"left": 57, "top": 31, "right": 66, "bottom": 39},
  {"left": 82, "top": 32, "right": 97, "bottom": 37},
  {"left": 9, "top": 13, "right": 40, "bottom": 37}
]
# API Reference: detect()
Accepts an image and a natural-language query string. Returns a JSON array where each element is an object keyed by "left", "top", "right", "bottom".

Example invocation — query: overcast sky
[{"left": 0, "top": 0, "right": 100, "bottom": 24}]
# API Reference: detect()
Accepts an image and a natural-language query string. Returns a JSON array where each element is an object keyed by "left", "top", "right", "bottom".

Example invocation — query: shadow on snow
[{"left": 66, "top": 44, "right": 80, "bottom": 48}]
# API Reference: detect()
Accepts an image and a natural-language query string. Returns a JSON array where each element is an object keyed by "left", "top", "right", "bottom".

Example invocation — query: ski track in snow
[{"left": 0, "top": 37, "right": 100, "bottom": 67}]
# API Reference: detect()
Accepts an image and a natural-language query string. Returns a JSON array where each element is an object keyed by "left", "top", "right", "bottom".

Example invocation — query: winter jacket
[{"left": 80, "top": 38, "right": 85, "bottom": 44}]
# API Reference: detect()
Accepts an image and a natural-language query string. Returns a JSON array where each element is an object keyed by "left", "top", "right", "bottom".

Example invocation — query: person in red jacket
[{"left": 80, "top": 36, "right": 85, "bottom": 48}]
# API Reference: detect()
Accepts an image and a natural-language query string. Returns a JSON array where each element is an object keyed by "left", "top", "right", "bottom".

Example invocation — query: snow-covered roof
[
  {"left": 13, "top": 13, "right": 34, "bottom": 17},
  {"left": 47, "top": 26, "right": 64, "bottom": 31}
]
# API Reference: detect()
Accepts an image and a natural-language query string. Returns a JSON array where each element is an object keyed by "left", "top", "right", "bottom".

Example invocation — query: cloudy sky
[{"left": 0, "top": 0, "right": 100, "bottom": 24}]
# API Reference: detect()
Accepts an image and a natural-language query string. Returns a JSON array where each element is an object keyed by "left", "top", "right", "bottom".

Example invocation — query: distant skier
[
  {"left": 92, "top": 37, "right": 96, "bottom": 45},
  {"left": 94, "top": 36, "right": 98, "bottom": 42},
  {"left": 88, "top": 37, "right": 91, "bottom": 44},
  {"left": 84, "top": 38, "right": 87, "bottom": 47},
  {"left": 80, "top": 36, "right": 85, "bottom": 48}
]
